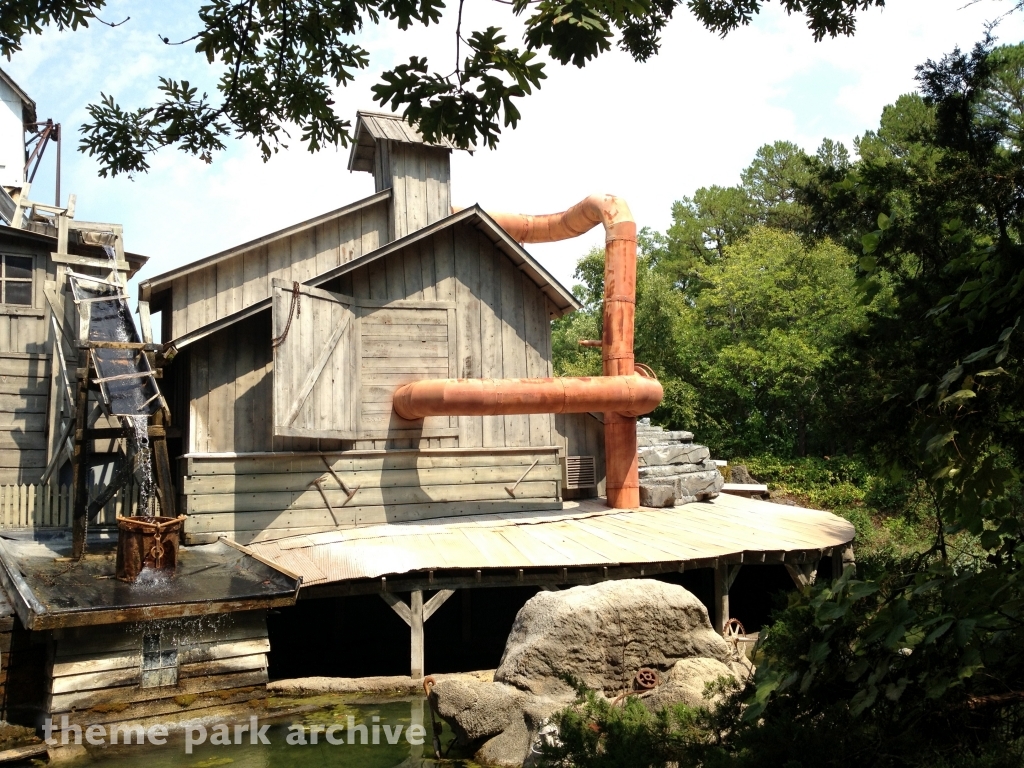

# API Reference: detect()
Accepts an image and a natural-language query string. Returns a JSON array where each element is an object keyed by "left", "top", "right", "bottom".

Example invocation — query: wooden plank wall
[
  {"left": 181, "top": 448, "right": 562, "bottom": 544},
  {"left": 188, "top": 313, "right": 274, "bottom": 454},
  {"left": 188, "top": 221, "right": 558, "bottom": 455},
  {"left": 168, "top": 199, "right": 389, "bottom": 340},
  {"left": 0, "top": 239, "right": 64, "bottom": 484},
  {"left": 358, "top": 303, "right": 456, "bottom": 444},
  {"left": 47, "top": 611, "right": 269, "bottom": 730},
  {"left": 376, "top": 142, "right": 452, "bottom": 240},
  {"left": 329, "top": 221, "right": 556, "bottom": 451},
  {"left": 555, "top": 412, "right": 607, "bottom": 498}
]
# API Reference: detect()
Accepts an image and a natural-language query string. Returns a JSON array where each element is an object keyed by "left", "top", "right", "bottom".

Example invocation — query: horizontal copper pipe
[
  {"left": 426, "top": 195, "right": 656, "bottom": 510},
  {"left": 394, "top": 374, "right": 663, "bottom": 420}
]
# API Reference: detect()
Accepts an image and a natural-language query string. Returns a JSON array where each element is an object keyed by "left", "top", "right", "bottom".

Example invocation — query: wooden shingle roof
[{"left": 347, "top": 110, "right": 466, "bottom": 173}]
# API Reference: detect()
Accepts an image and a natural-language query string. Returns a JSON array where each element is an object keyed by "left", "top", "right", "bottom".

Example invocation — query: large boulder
[
  {"left": 429, "top": 580, "right": 748, "bottom": 767},
  {"left": 495, "top": 580, "right": 733, "bottom": 697}
]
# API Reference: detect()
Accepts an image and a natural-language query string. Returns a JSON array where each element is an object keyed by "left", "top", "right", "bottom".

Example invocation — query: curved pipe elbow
[
  {"left": 483, "top": 194, "right": 635, "bottom": 244},
  {"left": 393, "top": 374, "right": 662, "bottom": 420}
]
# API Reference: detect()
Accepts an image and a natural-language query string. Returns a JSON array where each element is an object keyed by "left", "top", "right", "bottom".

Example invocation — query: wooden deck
[{"left": 247, "top": 493, "right": 856, "bottom": 590}]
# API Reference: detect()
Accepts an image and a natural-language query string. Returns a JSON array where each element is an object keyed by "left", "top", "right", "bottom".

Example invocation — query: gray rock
[
  {"left": 430, "top": 678, "right": 527, "bottom": 742},
  {"left": 429, "top": 581, "right": 748, "bottom": 767},
  {"left": 729, "top": 464, "right": 759, "bottom": 485},
  {"left": 495, "top": 580, "right": 734, "bottom": 697},
  {"left": 638, "top": 443, "right": 710, "bottom": 467},
  {"left": 640, "top": 483, "right": 675, "bottom": 508},
  {"left": 677, "top": 469, "right": 724, "bottom": 498},
  {"left": 640, "top": 462, "right": 708, "bottom": 478},
  {"left": 641, "top": 657, "right": 741, "bottom": 711}
]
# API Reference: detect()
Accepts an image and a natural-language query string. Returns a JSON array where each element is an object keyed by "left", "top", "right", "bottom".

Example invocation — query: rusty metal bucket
[{"left": 116, "top": 515, "right": 186, "bottom": 582}]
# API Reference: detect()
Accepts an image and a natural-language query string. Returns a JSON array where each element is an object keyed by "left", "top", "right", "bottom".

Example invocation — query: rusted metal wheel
[
  {"left": 634, "top": 668, "right": 659, "bottom": 690},
  {"left": 723, "top": 618, "right": 746, "bottom": 639}
]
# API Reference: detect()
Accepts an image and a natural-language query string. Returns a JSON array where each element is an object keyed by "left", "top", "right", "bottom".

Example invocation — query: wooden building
[
  {"left": 0, "top": 107, "right": 857, "bottom": 717},
  {"left": 140, "top": 111, "right": 607, "bottom": 545}
]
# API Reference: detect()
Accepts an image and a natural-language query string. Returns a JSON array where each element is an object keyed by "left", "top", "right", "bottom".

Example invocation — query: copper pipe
[
  {"left": 394, "top": 374, "right": 662, "bottom": 419},
  {"left": 398, "top": 195, "right": 658, "bottom": 509}
]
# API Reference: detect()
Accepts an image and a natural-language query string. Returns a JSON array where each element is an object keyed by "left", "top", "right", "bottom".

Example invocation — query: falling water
[{"left": 101, "top": 245, "right": 155, "bottom": 516}]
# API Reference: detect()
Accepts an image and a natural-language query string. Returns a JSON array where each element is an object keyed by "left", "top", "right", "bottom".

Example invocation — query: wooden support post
[
  {"left": 410, "top": 589, "right": 424, "bottom": 679},
  {"left": 380, "top": 589, "right": 456, "bottom": 679},
  {"left": 714, "top": 563, "right": 728, "bottom": 635},
  {"left": 713, "top": 563, "right": 742, "bottom": 634},
  {"left": 70, "top": 350, "right": 91, "bottom": 559},
  {"left": 150, "top": 409, "right": 177, "bottom": 518}
]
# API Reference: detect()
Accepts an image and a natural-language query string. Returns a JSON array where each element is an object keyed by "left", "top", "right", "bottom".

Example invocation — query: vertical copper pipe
[
  {"left": 602, "top": 222, "right": 638, "bottom": 508},
  {"left": 487, "top": 196, "right": 644, "bottom": 509}
]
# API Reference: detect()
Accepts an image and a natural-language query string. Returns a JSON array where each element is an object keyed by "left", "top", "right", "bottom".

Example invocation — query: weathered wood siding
[
  {"left": 46, "top": 611, "right": 269, "bottom": 729},
  {"left": 328, "top": 221, "right": 556, "bottom": 451},
  {"left": 555, "top": 412, "right": 607, "bottom": 498},
  {"left": 166, "top": 198, "right": 389, "bottom": 340},
  {"left": 187, "top": 313, "right": 274, "bottom": 454},
  {"left": 0, "top": 237, "right": 68, "bottom": 483},
  {"left": 186, "top": 221, "right": 557, "bottom": 453},
  {"left": 373, "top": 142, "right": 451, "bottom": 240},
  {"left": 181, "top": 448, "right": 562, "bottom": 544}
]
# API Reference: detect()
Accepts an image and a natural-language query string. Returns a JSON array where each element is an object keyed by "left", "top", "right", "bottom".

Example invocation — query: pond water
[{"left": 51, "top": 697, "right": 475, "bottom": 768}]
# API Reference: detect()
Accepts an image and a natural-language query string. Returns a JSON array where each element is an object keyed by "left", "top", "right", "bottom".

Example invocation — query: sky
[{"left": 5, "top": 0, "right": 1024, "bottom": 306}]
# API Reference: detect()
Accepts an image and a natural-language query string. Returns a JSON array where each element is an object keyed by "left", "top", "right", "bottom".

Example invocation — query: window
[
  {"left": 141, "top": 632, "right": 178, "bottom": 688},
  {"left": 0, "top": 255, "right": 32, "bottom": 306}
]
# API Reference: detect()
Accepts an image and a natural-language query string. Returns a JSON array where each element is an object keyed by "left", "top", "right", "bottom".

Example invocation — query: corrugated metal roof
[
  {"left": 246, "top": 495, "right": 856, "bottom": 587},
  {"left": 347, "top": 110, "right": 466, "bottom": 173}
]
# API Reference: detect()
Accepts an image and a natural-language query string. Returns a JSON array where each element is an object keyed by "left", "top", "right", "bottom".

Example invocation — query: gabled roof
[
  {"left": 139, "top": 189, "right": 391, "bottom": 297},
  {"left": 0, "top": 225, "right": 149, "bottom": 278},
  {"left": 0, "top": 67, "right": 36, "bottom": 125},
  {"left": 347, "top": 110, "right": 466, "bottom": 173},
  {"left": 167, "top": 206, "right": 581, "bottom": 350}
]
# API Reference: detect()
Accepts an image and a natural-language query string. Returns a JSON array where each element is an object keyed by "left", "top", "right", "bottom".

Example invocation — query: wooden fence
[{"left": 0, "top": 483, "right": 147, "bottom": 528}]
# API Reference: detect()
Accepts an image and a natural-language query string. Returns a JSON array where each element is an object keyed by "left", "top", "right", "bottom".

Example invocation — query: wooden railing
[{"left": 0, "top": 483, "right": 145, "bottom": 528}]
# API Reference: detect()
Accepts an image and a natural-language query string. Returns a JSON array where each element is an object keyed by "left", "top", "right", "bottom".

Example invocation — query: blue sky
[{"left": 5, "top": 0, "right": 1024, "bottom": 302}]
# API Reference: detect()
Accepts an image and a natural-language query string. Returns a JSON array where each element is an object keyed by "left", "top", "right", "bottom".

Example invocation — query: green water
[{"left": 52, "top": 697, "right": 474, "bottom": 768}]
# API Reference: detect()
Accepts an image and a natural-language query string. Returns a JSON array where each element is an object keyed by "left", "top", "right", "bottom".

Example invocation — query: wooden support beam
[
  {"left": 87, "top": 457, "right": 133, "bottom": 518},
  {"left": 71, "top": 350, "right": 92, "bottom": 560},
  {"left": 423, "top": 589, "right": 455, "bottom": 621},
  {"left": 410, "top": 589, "right": 424, "bottom": 679},
  {"left": 138, "top": 300, "right": 153, "bottom": 344},
  {"left": 711, "top": 564, "right": 742, "bottom": 634},
  {"left": 785, "top": 562, "right": 818, "bottom": 589},
  {"left": 832, "top": 544, "right": 856, "bottom": 580},
  {"left": 150, "top": 410, "right": 177, "bottom": 517},
  {"left": 379, "top": 588, "right": 456, "bottom": 679},
  {"left": 381, "top": 592, "right": 412, "bottom": 626}
]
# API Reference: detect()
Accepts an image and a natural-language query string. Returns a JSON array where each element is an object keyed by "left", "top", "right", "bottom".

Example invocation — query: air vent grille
[{"left": 563, "top": 455, "right": 597, "bottom": 489}]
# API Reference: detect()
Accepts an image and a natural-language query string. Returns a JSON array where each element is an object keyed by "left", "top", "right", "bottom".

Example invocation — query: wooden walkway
[{"left": 247, "top": 493, "right": 855, "bottom": 589}]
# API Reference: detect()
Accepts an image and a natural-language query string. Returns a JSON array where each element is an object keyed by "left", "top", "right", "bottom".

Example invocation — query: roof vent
[{"left": 563, "top": 455, "right": 597, "bottom": 490}]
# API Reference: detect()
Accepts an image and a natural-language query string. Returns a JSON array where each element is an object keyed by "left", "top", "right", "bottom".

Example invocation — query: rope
[{"left": 271, "top": 281, "right": 302, "bottom": 348}]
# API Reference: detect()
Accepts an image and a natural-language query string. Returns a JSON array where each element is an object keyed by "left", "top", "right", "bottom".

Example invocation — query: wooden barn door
[{"left": 272, "top": 280, "right": 359, "bottom": 439}]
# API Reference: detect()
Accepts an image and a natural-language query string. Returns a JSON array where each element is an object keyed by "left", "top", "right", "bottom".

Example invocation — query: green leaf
[
  {"left": 941, "top": 389, "right": 976, "bottom": 405},
  {"left": 925, "top": 430, "right": 957, "bottom": 453},
  {"left": 924, "top": 620, "right": 954, "bottom": 645},
  {"left": 877, "top": 212, "right": 891, "bottom": 230},
  {"left": 861, "top": 231, "right": 880, "bottom": 254}
]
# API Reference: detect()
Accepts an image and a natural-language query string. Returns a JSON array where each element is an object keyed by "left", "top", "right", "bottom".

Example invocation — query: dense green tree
[
  {"left": 678, "top": 227, "right": 870, "bottom": 456},
  {"left": 544, "top": 37, "right": 1024, "bottom": 768},
  {"left": 2, "top": 0, "right": 888, "bottom": 176}
]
